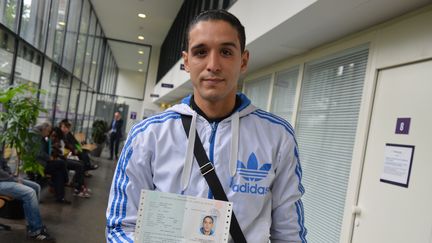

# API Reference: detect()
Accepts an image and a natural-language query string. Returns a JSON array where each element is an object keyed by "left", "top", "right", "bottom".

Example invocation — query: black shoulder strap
[{"left": 181, "top": 115, "right": 247, "bottom": 243}]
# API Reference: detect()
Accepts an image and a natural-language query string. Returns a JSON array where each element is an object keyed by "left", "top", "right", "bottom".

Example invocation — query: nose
[{"left": 206, "top": 51, "right": 221, "bottom": 73}]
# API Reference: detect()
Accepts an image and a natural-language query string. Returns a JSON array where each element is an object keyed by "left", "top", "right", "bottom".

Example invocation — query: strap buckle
[{"left": 200, "top": 162, "right": 214, "bottom": 176}]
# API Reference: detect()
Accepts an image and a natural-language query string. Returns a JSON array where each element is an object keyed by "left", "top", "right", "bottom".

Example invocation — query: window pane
[
  {"left": 244, "top": 75, "right": 271, "bottom": 110},
  {"left": 14, "top": 41, "right": 42, "bottom": 86},
  {"left": 53, "top": 69, "right": 70, "bottom": 124},
  {"left": 270, "top": 67, "right": 299, "bottom": 122},
  {"left": 62, "top": 0, "right": 81, "bottom": 71},
  {"left": 20, "top": 0, "right": 51, "bottom": 50},
  {"left": 0, "top": 27, "right": 15, "bottom": 90},
  {"left": 75, "top": 82, "right": 88, "bottom": 132},
  {"left": 0, "top": 0, "right": 20, "bottom": 32},
  {"left": 67, "top": 77, "right": 80, "bottom": 120},
  {"left": 46, "top": 0, "right": 69, "bottom": 63},
  {"left": 38, "top": 60, "right": 57, "bottom": 123},
  {"left": 296, "top": 46, "right": 369, "bottom": 243},
  {"left": 73, "top": 0, "right": 89, "bottom": 78},
  {"left": 89, "top": 25, "right": 102, "bottom": 89},
  {"left": 82, "top": 11, "right": 96, "bottom": 84}
]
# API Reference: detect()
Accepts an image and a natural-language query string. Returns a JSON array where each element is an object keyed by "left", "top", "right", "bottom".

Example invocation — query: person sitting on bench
[{"left": 0, "top": 157, "right": 55, "bottom": 242}]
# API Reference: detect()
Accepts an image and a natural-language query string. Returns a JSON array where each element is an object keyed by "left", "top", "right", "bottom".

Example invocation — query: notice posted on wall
[
  {"left": 134, "top": 190, "right": 232, "bottom": 243},
  {"left": 380, "top": 143, "right": 415, "bottom": 188}
]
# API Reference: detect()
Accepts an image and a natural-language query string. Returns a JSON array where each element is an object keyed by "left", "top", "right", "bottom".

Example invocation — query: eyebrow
[{"left": 190, "top": 42, "right": 238, "bottom": 51}]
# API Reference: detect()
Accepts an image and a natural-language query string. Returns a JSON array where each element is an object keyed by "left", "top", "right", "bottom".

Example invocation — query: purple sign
[
  {"left": 130, "top": 112, "right": 137, "bottom": 120},
  {"left": 395, "top": 118, "right": 410, "bottom": 134}
]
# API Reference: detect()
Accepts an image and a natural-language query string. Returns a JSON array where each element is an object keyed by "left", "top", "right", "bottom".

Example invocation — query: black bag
[{"left": 0, "top": 198, "right": 25, "bottom": 220}]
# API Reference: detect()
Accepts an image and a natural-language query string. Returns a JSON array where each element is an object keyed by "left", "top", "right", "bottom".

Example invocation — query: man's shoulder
[
  {"left": 129, "top": 111, "right": 182, "bottom": 133},
  {"left": 248, "top": 109, "right": 295, "bottom": 133}
]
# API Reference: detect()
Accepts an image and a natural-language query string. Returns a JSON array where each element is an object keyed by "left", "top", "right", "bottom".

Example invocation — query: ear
[
  {"left": 240, "top": 50, "right": 249, "bottom": 74},
  {"left": 182, "top": 51, "right": 190, "bottom": 73}
]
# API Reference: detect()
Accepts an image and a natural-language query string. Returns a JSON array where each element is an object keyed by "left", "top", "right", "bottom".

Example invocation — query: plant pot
[{"left": 91, "top": 143, "right": 104, "bottom": 157}]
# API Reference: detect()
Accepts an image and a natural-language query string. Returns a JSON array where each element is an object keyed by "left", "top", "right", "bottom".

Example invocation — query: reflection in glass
[
  {"left": 0, "top": 27, "right": 15, "bottom": 90},
  {"left": 62, "top": 0, "right": 81, "bottom": 71},
  {"left": 75, "top": 83, "right": 88, "bottom": 132},
  {"left": 38, "top": 60, "right": 56, "bottom": 123},
  {"left": 53, "top": 68, "right": 70, "bottom": 125},
  {"left": 67, "top": 77, "right": 80, "bottom": 121},
  {"left": 244, "top": 75, "right": 272, "bottom": 110},
  {"left": 20, "top": 0, "right": 51, "bottom": 50},
  {"left": 82, "top": 11, "right": 96, "bottom": 84},
  {"left": 74, "top": 0, "right": 90, "bottom": 79},
  {"left": 14, "top": 41, "right": 42, "bottom": 86},
  {"left": 46, "top": 0, "right": 69, "bottom": 63},
  {"left": 270, "top": 68, "right": 299, "bottom": 122},
  {"left": 0, "top": 0, "right": 20, "bottom": 32}
]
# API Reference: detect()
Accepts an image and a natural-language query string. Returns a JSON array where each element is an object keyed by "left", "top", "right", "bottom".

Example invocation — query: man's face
[
  {"left": 60, "top": 124, "right": 69, "bottom": 134},
  {"left": 114, "top": 112, "right": 120, "bottom": 120},
  {"left": 183, "top": 20, "right": 249, "bottom": 104},
  {"left": 203, "top": 217, "right": 213, "bottom": 233}
]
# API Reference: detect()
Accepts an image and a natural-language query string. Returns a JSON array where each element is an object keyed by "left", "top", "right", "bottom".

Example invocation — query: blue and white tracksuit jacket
[{"left": 106, "top": 93, "right": 307, "bottom": 243}]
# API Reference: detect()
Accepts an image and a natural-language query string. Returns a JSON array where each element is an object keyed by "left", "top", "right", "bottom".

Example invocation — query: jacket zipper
[{"left": 207, "top": 121, "right": 218, "bottom": 199}]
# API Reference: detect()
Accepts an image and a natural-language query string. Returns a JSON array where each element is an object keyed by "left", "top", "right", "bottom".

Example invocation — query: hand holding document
[{"left": 135, "top": 190, "right": 233, "bottom": 243}]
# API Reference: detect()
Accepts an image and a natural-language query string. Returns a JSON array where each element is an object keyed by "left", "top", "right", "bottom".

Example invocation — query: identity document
[{"left": 134, "top": 190, "right": 233, "bottom": 243}]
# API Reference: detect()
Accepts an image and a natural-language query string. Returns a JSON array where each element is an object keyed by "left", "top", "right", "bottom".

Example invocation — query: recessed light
[
  {"left": 138, "top": 50, "right": 144, "bottom": 55},
  {"left": 138, "top": 35, "right": 144, "bottom": 40},
  {"left": 138, "top": 69, "right": 143, "bottom": 72},
  {"left": 138, "top": 61, "right": 144, "bottom": 65},
  {"left": 138, "top": 13, "right": 146, "bottom": 19}
]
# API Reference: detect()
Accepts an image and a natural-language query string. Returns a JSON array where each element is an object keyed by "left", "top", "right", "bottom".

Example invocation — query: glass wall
[
  {"left": 0, "top": 0, "right": 20, "bottom": 32},
  {"left": 46, "top": 0, "right": 68, "bottom": 63},
  {"left": 20, "top": 0, "right": 50, "bottom": 50},
  {"left": 73, "top": 0, "right": 89, "bottom": 79},
  {"left": 62, "top": 0, "right": 81, "bottom": 71},
  {"left": 0, "top": 27, "right": 15, "bottom": 90},
  {"left": 14, "top": 41, "right": 42, "bottom": 85}
]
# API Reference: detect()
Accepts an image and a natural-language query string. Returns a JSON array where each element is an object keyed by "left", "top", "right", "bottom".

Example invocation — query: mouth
[{"left": 201, "top": 77, "right": 224, "bottom": 84}]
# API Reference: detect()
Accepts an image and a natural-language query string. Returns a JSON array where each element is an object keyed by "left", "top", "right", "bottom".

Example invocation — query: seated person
[
  {"left": 59, "top": 119, "right": 98, "bottom": 171},
  {"left": 28, "top": 122, "right": 70, "bottom": 204},
  {"left": 50, "top": 128, "right": 90, "bottom": 198},
  {"left": 0, "top": 157, "right": 55, "bottom": 242}
]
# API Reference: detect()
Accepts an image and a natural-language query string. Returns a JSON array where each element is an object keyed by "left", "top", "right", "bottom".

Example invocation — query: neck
[{"left": 193, "top": 94, "right": 236, "bottom": 120}]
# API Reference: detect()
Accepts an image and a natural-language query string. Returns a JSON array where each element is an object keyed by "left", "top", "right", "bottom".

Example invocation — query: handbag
[{"left": 181, "top": 115, "right": 247, "bottom": 243}]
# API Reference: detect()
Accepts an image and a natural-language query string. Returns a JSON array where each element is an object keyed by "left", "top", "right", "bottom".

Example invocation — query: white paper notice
[
  {"left": 134, "top": 190, "right": 232, "bottom": 243},
  {"left": 380, "top": 144, "right": 414, "bottom": 187}
]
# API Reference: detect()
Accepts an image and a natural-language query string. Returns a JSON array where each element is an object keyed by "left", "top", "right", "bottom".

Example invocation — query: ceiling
[{"left": 90, "top": 0, "right": 184, "bottom": 72}]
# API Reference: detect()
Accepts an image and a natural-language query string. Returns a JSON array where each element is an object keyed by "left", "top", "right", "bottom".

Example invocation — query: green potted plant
[
  {"left": 91, "top": 119, "right": 108, "bottom": 157},
  {"left": 0, "top": 83, "right": 47, "bottom": 176}
]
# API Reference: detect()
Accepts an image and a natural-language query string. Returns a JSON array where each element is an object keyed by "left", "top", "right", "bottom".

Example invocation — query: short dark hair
[
  {"left": 203, "top": 216, "right": 214, "bottom": 223},
  {"left": 59, "top": 119, "right": 71, "bottom": 128},
  {"left": 184, "top": 9, "right": 246, "bottom": 53}
]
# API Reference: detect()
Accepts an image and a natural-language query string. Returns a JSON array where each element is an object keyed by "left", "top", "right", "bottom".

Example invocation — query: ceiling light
[
  {"left": 138, "top": 69, "right": 143, "bottom": 72},
  {"left": 92, "top": 61, "right": 97, "bottom": 65},
  {"left": 138, "top": 35, "right": 144, "bottom": 40},
  {"left": 138, "top": 61, "right": 144, "bottom": 65},
  {"left": 138, "top": 50, "right": 144, "bottom": 55},
  {"left": 138, "top": 13, "right": 146, "bottom": 19},
  {"left": 58, "top": 21, "right": 66, "bottom": 26}
]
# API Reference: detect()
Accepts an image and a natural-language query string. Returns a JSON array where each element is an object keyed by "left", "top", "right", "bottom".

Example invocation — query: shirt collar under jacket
[{"left": 169, "top": 93, "right": 256, "bottom": 191}]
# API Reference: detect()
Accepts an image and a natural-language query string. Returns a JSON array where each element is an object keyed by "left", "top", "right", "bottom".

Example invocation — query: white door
[{"left": 351, "top": 60, "right": 432, "bottom": 243}]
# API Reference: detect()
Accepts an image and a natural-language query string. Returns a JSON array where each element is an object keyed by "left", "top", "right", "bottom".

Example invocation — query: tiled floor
[{"left": 0, "top": 149, "right": 117, "bottom": 243}]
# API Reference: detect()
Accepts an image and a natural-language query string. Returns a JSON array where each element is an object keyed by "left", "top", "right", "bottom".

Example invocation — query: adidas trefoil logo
[{"left": 237, "top": 153, "right": 271, "bottom": 182}]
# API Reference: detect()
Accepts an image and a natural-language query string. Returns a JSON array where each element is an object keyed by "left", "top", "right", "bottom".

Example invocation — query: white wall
[
  {"left": 241, "top": 5, "right": 432, "bottom": 243},
  {"left": 116, "top": 69, "right": 146, "bottom": 99},
  {"left": 229, "top": 0, "right": 317, "bottom": 45}
]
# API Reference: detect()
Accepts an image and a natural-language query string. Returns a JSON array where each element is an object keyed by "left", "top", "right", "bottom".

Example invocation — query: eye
[
  {"left": 221, "top": 48, "right": 233, "bottom": 57},
  {"left": 193, "top": 49, "right": 207, "bottom": 57}
]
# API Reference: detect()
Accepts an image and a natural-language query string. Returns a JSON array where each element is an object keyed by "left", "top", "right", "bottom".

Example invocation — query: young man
[
  {"left": 109, "top": 112, "right": 123, "bottom": 160},
  {"left": 106, "top": 9, "right": 306, "bottom": 243},
  {"left": 59, "top": 119, "right": 98, "bottom": 171}
]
